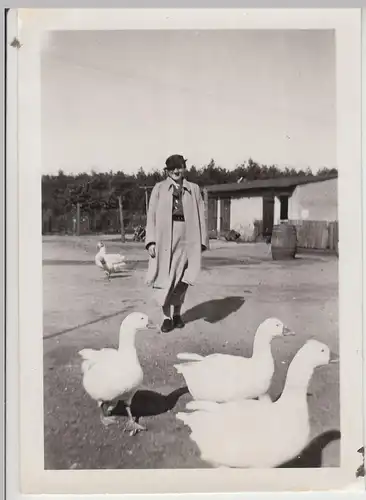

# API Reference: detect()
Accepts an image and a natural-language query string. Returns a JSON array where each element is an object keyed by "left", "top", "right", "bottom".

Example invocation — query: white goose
[
  {"left": 176, "top": 339, "right": 338, "bottom": 468},
  {"left": 174, "top": 318, "right": 294, "bottom": 402},
  {"left": 95, "top": 241, "right": 126, "bottom": 280},
  {"left": 79, "top": 312, "right": 150, "bottom": 435}
]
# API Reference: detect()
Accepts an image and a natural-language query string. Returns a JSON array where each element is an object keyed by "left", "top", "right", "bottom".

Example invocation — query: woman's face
[{"left": 167, "top": 166, "right": 185, "bottom": 183}]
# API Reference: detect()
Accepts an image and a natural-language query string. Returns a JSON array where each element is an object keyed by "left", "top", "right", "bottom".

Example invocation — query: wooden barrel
[{"left": 271, "top": 223, "right": 297, "bottom": 260}]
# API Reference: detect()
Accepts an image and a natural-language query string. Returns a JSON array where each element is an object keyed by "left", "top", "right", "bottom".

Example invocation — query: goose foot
[
  {"left": 124, "top": 419, "right": 146, "bottom": 436},
  {"left": 98, "top": 402, "right": 117, "bottom": 425},
  {"left": 100, "top": 414, "right": 118, "bottom": 426}
]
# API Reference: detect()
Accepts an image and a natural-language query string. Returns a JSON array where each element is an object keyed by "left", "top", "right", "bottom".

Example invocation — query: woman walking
[{"left": 145, "top": 154, "right": 208, "bottom": 333}]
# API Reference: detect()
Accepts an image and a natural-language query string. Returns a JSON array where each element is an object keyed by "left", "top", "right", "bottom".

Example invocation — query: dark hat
[{"left": 165, "top": 154, "right": 187, "bottom": 171}]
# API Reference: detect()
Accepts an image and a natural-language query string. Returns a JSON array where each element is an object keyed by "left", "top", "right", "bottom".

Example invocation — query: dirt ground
[{"left": 43, "top": 234, "right": 340, "bottom": 470}]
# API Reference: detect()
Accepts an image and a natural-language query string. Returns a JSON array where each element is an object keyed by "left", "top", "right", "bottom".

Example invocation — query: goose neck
[
  {"left": 252, "top": 331, "right": 273, "bottom": 356},
  {"left": 118, "top": 326, "right": 137, "bottom": 351},
  {"left": 279, "top": 359, "right": 315, "bottom": 403}
]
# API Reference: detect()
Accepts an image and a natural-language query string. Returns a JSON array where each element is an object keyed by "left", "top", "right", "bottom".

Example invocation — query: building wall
[
  {"left": 288, "top": 178, "right": 337, "bottom": 221},
  {"left": 274, "top": 197, "right": 281, "bottom": 224},
  {"left": 230, "top": 196, "right": 262, "bottom": 241}
]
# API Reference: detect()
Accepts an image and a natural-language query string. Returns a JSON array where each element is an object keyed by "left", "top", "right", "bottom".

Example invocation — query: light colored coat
[{"left": 145, "top": 177, "right": 207, "bottom": 289}]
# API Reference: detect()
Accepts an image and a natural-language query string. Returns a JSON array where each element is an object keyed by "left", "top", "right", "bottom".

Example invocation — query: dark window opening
[{"left": 280, "top": 196, "right": 289, "bottom": 220}]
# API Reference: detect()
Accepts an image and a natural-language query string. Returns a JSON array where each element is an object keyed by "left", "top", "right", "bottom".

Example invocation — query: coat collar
[{"left": 165, "top": 177, "right": 192, "bottom": 194}]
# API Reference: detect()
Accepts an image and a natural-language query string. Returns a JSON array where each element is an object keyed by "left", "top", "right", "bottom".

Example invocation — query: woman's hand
[{"left": 147, "top": 244, "right": 156, "bottom": 258}]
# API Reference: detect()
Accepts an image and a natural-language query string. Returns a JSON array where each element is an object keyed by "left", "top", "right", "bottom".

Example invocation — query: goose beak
[
  {"left": 329, "top": 352, "right": 339, "bottom": 364},
  {"left": 146, "top": 322, "right": 157, "bottom": 330},
  {"left": 282, "top": 326, "right": 295, "bottom": 336}
]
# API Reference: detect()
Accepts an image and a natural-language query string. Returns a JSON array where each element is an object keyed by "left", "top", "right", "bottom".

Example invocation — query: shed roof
[{"left": 204, "top": 173, "right": 337, "bottom": 194}]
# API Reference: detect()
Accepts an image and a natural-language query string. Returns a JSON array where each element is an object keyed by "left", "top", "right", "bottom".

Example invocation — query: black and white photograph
[{"left": 12, "top": 8, "right": 363, "bottom": 495}]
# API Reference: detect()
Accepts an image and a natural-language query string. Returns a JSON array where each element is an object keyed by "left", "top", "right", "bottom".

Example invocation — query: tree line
[{"left": 42, "top": 158, "right": 337, "bottom": 217}]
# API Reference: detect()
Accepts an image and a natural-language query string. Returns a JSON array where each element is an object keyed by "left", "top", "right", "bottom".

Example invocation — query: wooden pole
[
  {"left": 217, "top": 197, "right": 221, "bottom": 237},
  {"left": 76, "top": 202, "right": 81, "bottom": 236},
  {"left": 118, "top": 195, "right": 126, "bottom": 243},
  {"left": 145, "top": 188, "right": 149, "bottom": 215},
  {"left": 203, "top": 188, "right": 210, "bottom": 250},
  {"left": 138, "top": 185, "right": 153, "bottom": 216}
]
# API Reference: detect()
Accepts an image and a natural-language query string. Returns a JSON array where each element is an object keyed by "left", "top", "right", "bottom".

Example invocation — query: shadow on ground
[
  {"left": 278, "top": 429, "right": 341, "bottom": 468},
  {"left": 107, "top": 274, "right": 132, "bottom": 280},
  {"left": 183, "top": 296, "right": 245, "bottom": 324},
  {"left": 111, "top": 386, "right": 189, "bottom": 418},
  {"left": 43, "top": 305, "right": 135, "bottom": 340}
]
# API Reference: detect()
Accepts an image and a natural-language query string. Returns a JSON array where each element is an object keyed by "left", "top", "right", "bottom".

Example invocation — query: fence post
[
  {"left": 203, "top": 188, "right": 210, "bottom": 250},
  {"left": 118, "top": 195, "right": 126, "bottom": 243},
  {"left": 76, "top": 202, "right": 81, "bottom": 236},
  {"left": 328, "top": 222, "right": 333, "bottom": 251}
]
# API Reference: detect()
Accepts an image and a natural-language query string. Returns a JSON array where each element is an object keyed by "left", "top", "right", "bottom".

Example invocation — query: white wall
[
  {"left": 274, "top": 196, "right": 281, "bottom": 224},
  {"left": 217, "top": 198, "right": 221, "bottom": 233},
  {"left": 230, "top": 196, "right": 262, "bottom": 241},
  {"left": 288, "top": 178, "right": 337, "bottom": 221}
]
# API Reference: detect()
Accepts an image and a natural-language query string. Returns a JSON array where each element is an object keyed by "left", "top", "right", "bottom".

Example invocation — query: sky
[{"left": 41, "top": 29, "right": 336, "bottom": 175}]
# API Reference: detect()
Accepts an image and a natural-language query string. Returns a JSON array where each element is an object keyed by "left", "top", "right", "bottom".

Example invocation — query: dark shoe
[
  {"left": 173, "top": 315, "right": 185, "bottom": 329},
  {"left": 161, "top": 318, "right": 173, "bottom": 333}
]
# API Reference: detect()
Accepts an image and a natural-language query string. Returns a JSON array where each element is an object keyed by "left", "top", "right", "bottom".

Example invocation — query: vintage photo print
[{"left": 10, "top": 7, "right": 364, "bottom": 495}]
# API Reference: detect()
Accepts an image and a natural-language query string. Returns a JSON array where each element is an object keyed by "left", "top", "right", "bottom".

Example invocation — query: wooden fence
[
  {"left": 287, "top": 219, "right": 338, "bottom": 253},
  {"left": 42, "top": 209, "right": 146, "bottom": 235}
]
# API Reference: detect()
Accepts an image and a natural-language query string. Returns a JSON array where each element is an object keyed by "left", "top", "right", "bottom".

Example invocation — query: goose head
[
  {"left": 117, "top": 312, "right": 151, "bottom": 348},
  {"left": 120, "top": 312, "right": 150, "bottom": 332},
  {"left": 97, "top": 241, "right": 105, "bottom": 251},
  {"left": 256, "top": 317, "right": 294, "bottom": 340},
  {"left": 283, "top": 339, "right": 338, "bottom": 393},
  {"left": 297, "top": 339, "right": 338, "bottom": 368}
]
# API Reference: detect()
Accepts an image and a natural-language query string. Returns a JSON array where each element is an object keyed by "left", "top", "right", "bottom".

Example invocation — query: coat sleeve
[
  {"left": 145, "top": 183, "right": 160, "bottom": 250},
  {"left": 195, "top": 184, "right": 208, "bottom": 250}
]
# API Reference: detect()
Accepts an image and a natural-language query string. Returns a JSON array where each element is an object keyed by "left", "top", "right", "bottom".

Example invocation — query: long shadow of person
[
  {"left": 111, "top": 386, "right": 189, "bottom": 419},
  {"left": 182, "top": 296, "right": 245, "bottom": 324},
  {"left": 278, "top": 429, "right": 341, "bottom": 468}
]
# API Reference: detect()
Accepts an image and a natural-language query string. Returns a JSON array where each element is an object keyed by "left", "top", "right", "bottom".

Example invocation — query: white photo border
[{"left": 9, "top": 7, "right": 364, "bottom": 495}]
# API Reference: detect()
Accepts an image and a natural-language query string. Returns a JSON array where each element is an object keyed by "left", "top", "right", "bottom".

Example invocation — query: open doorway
[
  {"left": 262, "top": 197, "right": 275, "bottom": 236},
  {"left": 280, "top": 196, "right": 289, "bottom": 220},
  {"left": 219, "top": 198, "right": 231, "bottom": 235}
]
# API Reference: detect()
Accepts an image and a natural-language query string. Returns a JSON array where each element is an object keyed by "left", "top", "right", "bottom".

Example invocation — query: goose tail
[
  {"left": 176, "top": 412, "right": 191, "bottom": 425},
  {"left": 173, "top": 363, "right": 184, "bottom": 374},
  {"left": 81, "top": 359, "right": 94, "bottom": 373},
  {"left": 112, "top": 262, "right": 127, "bottom": 272},
  {"left": 176, "top": 352, "right": 205, "bottom": 361},
  {"left": 78, "top": 348, "right": 97, "bottom": 360},
  {"left": 79, "top": 349, "right": 99, "bottom": 373},
  {"left": 186, "top": 400, "right": 221, "bottom": 413}
]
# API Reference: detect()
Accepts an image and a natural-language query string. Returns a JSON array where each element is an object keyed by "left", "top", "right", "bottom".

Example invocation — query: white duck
[
  {"left": 95, "top": 241, "right": 126, "bottom": 280},
  {"left": 79, "top": 312, "right": 150, "bottom": 435},
  {"left": 174, "top": 318, "right": 294, "bottom": 402},
  {"left": 176, "top": 339, "right": 338, "bottom": 468}
]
